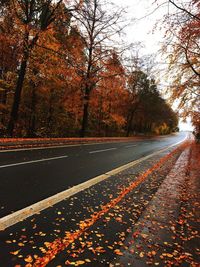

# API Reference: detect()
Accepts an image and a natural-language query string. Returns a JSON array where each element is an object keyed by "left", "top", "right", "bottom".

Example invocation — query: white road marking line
[
  {"left": 0, "top": 155, "right": 68, "bottom": 169},
  {"left": 0, "top": 134, "right": 188, "bottom": 231},
  {"left": 89, "top": 148, "right": 117, "bottom": 154},
  {"left": 125, "top": 144, "right": 137, "bottom": 148}
]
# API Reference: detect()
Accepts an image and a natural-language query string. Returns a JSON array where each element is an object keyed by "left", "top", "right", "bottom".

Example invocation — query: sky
[
  {"left": 114, "top": 0, "right": 166, "bottom": 53},
  {"left": 113, "top": 0, "right": 194, "bottom": 131}
]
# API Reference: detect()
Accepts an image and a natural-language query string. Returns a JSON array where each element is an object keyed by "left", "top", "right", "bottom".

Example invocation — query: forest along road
[{"left": 0, "top": 132, "right": 187, "bottom": 217}]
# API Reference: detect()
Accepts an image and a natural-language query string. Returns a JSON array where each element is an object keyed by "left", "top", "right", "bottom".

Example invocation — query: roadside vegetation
[
  {"left": 0, "top": 0, "right": 179, "bottom": 138},
  {"left": 160, "top": 0, "right": 200, "bottom": 138}
]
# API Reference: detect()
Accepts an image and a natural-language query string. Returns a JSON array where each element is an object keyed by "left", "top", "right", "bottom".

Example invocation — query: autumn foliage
[
  {"left": 0, "top": 0, "right": 178, "bottom": 137},
  {"left": 162, "top": 0, "right": 200, "bottom": 133}
]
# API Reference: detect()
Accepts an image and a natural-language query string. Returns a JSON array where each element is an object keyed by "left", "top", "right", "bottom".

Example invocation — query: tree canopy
[
  {"left": 0, "top": 0, "right": 178, "bottom": 137},
  {"left": 161, "top": 0, "right": 200, "bottom": 132}
]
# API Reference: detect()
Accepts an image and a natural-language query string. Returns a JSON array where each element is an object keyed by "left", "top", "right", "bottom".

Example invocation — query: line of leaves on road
[{"left": 25, "top": 142, "right": 190, "bottom": 266}]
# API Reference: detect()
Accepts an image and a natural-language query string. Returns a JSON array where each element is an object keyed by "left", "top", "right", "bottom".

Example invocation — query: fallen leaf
[
  {"left": 139, "top": 252, "right": 145, "bottom": 258},
  {"left": 10, "top": 250, "right": 21, "bottom": 256},
  {"left": 141, "top": 233, "right": 148, "bottom": 239},
  {"left": 114, "top": 249, "right": 123, "bottom": 255},
  {"left": 24, "top": 255, "right": 33, "bottom": 263},
  {"left": 18, "top": 243, "right": 25, "bottom": 247}
]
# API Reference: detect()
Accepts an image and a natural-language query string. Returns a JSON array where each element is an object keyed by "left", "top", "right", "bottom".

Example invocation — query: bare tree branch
[{"left": 169, "top": 0, "right": 200, "bottom": 21}]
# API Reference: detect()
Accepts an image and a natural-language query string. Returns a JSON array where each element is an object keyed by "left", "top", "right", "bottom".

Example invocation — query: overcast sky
[
  {"left": 113, "top": 0, "right": 193, "bottom": 131},
  {"left": 114, "top": 0, "right": 166, "bottom": 54}
]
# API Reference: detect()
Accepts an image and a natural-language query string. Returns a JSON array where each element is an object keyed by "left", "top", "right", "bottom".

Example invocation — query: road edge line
[
  {"left": 0, "top": 136, "right": 187, "bottom": 231},
  {"left": 0, "top": 155, "right": 69, "bottom": 169}
]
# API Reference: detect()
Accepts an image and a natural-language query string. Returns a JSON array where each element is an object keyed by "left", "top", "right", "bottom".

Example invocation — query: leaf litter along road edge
[
  {"left": 29, "top": 141, "right": 191, "bottom": 267},
  {"left": 0, "top": 136, "right": 151, "bottom": 152},
  {"left": 110, "top": 142, "right": 200, "bottom": 267}
]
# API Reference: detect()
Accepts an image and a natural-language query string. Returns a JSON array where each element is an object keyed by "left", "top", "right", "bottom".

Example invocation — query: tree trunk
[
  {"left": 7, "top": 32, "right": 38, "bottom": 137},
  {"left": 47, "top": 90, "right": 54, "bottom": 136},
  {"left": 7, "top": 56, "right": 28, "bottom": 137},
  {"left": 105, "top": 101, "right": 111, "bottom": 136},
  {"left": 97, "top": 96, "right": 103, "bottom": 136},
  {"left": 126, "top": 110, "right": 134, "bottom": 137},
  {"left": 1, "top": 89, "right": 7, "bottom": 105},
  {"left": 27, "top": 86, "right": 37, "bottom": 137},
  {"left": 80, "top": 93, "right": 90, "bottom": 137},
  {"left": 0, "top": 89, "right": 7, "bottom": 136}
]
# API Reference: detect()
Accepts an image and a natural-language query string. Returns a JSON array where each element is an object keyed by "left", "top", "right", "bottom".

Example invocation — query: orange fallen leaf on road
[
  {"left": 44, "top": 242, "right": 51, "bottom": 248},
  {"left": 96, "top": 234, "right": 102, "bottom": 237},
  {"left": 95, "top": 246, "right": 105, "bottom": 253},
  {"left": 133, "top": 231, "right": 139, "bottom": 238},
  {"left": 39, "top": 247, "right": 47, "bottom": 253},
  {"left": 24, "top": 255, "right": 33, "bottom": 263},
  {"left": 161, "top": 253, "right": 173, "bottom": 258},
  {"left": 141, "top": 233, "right": 148, "bottom": 239},
  {"left": 166, "top": 253, "right": 173, "bottom": 258},
  {"left": 75, "top": 260, "right": 85, "bottom": 265},
  {"left": 114, "top": 249, "right": 123, "bottom": 255},
  {"left": 18, "top": 242, "right": 25, "bottom": 247},
  {"left": 139, "top": 252, "right": 145, "bottom": 258},
  {"left": 10, "top": 250, "right": 21, "bottom": 255},
  {"left": 65, "top": 260, "right": 85, "bottom": 266},
  {"left": 115, "top": 217, "right": 122, "bottom": 222}
]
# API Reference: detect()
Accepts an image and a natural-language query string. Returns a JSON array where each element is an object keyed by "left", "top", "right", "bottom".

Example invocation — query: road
[
  {"left": 0, "top": 132, "right": 186, "bottom": 217},
  {"left": 1, "top": 131, "right": 198, "bottom": 267}
]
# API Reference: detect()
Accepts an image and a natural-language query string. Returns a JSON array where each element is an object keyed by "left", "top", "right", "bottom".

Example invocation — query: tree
[
  {"left": 162, "top": 0, "right": 200, "bottom": 123},
  {"left": 126, "top": 67, "right": 178, "bottom": 135},
  {"left": 19, "top": 24, "right": 84, "bottom": 137},
  {"left": 126, "top": 70, "right": 149, "bottom": 136},
  {"left": 0, "top": 5, "right": 20, "bottom": 134},
  {"left": 5, "top": 0, "right": 80, "bottom": 136},
  {"left": 71, "top": 0, "right": 125, "bottom": 137},
  {"left": 91, "top": 51, "right": 127, "bottom": 136}
]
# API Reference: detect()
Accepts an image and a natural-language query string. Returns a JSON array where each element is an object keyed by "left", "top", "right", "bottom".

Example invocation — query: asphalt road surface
[{"left": 0, "top": 132, "right": 187, "bottom": 217}]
